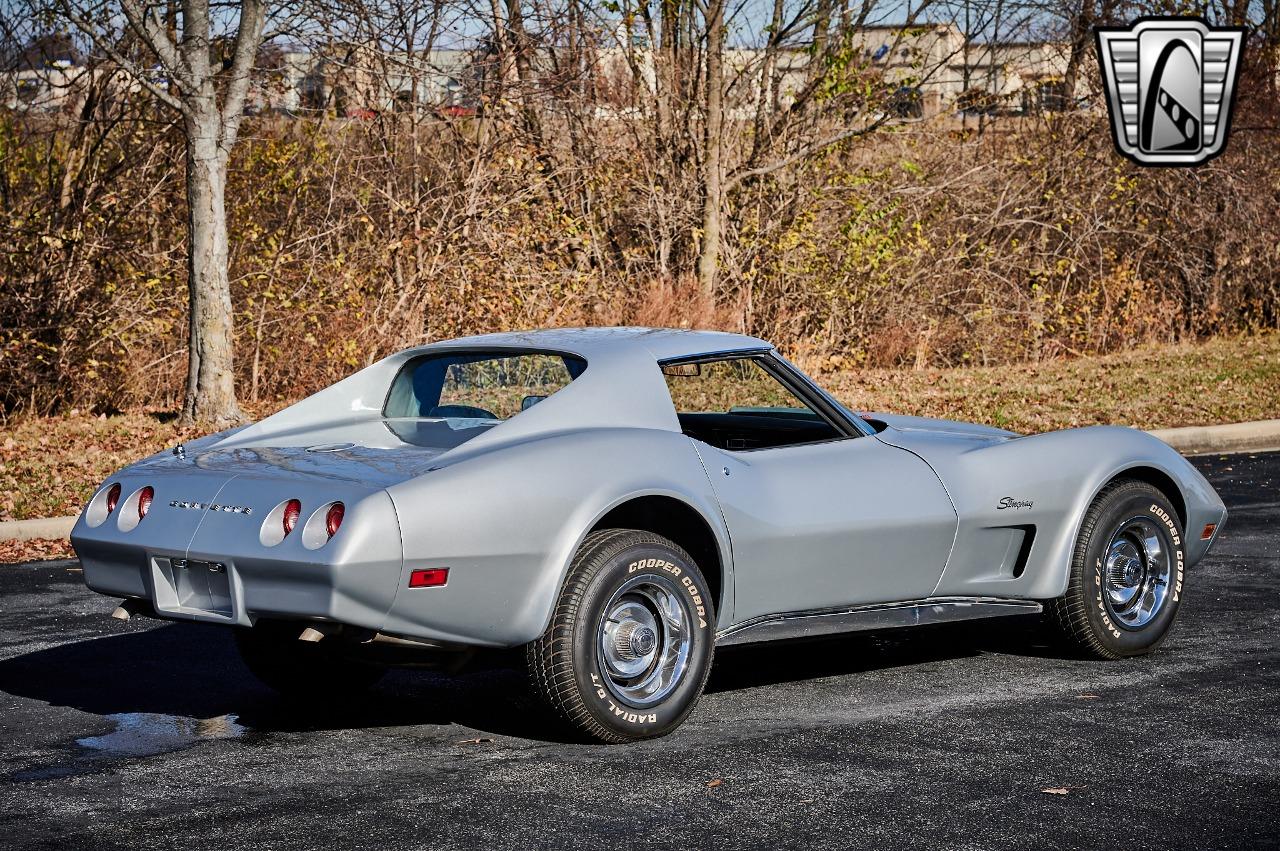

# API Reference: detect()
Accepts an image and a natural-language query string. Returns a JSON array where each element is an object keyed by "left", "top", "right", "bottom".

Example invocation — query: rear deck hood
[
  {"left": 72, "top": 420, "right": 430, "bottom": 566},
  {"left": 178, "top": 444, "right": 445, "bottom": 489},
  {"left": 130, "top": 418, "right": 462, "bottom": 490}
]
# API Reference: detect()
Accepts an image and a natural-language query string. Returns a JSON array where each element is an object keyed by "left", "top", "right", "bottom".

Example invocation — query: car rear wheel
[
  {"left": 235, "top": 621, "right": 385, "bottom": 699},
  {"left": 526, "top": 529, "right": 716, "bottom": 743},
  {"left": 1047, "top": 479, "right": 1186, "bottom": 659}
]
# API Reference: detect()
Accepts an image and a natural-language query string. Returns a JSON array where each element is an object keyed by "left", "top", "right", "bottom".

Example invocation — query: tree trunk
[
  {"left": 1062, "top": 0, "right": 1093, "bottom": 112},
  {"left": 752, "top": 0, "right": 785, "bottom": 150},
  {"left": 68, "top": 0, "right": 264, "bottom": 426},
  {"left": 810, "top": 0, "right": 833, "bottom": 83},
  {"left": 180, "top": 113, "right": 243, "bottom": 427},
  {"left": 697, "top": 0, "right": 726, "bottom": 300}
]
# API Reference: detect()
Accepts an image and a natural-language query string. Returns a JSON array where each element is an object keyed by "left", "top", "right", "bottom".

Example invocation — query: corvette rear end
[{"left": 71, "top": 450, "right": 406, "bottom": 635}]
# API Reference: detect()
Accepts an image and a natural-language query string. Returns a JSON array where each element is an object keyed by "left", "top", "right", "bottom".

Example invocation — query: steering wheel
[{"left": 427, "top": 404, "right": 499, "bottom": 420}]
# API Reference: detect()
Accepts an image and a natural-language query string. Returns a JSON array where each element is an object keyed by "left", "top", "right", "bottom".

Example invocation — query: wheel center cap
[
  {"left": 631, "top": 626, "right": 657, "bottom": 656},
  {"left": 614, "top": 622, "right": 658, "bottom": 660}
]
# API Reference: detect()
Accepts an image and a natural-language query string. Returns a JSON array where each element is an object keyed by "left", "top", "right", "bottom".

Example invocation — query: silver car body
[{"left": 71, "top": 328, "right": 1227, "bottom": 648}]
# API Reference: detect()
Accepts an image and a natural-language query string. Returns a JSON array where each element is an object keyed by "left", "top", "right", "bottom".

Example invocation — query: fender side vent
[{"left": 1010, "top": 524, "right": 1037, "bottom": 579}]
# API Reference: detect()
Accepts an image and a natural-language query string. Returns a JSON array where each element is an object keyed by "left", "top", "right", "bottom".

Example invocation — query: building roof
[{"left": 3, "top": 33, "right": 82, "bottom": 72}]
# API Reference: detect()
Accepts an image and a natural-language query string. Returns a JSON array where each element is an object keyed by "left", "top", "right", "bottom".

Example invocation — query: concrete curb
[
  {"left": 1147, "top": 418, "right": 1280, "bottom": 456},
  {"left": 0, "top": 515, "right": 76, "bottom": 542},
  {"left": 1, "top": 419, "right": 1278, "bottom": 543}
]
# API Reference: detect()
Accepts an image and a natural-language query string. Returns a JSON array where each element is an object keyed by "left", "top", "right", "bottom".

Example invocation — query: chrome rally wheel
[
  {"left": 598, "top": 577, "right": 692, "bottom": 708},
  {"left": 1048, "top": 479, "right": 1186, "bottom": 659},
  {"left": 1102, "top": 517, "right": 1173, "bottom": 629},
  {"left": 526, "top": 529, "right": 715, "bottom": 743}
]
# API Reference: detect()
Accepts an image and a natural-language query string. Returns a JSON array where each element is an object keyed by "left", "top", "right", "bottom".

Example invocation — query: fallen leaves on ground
[
  {"left": 706, "top": 779, "right": 723, "bottom": 788},
  {"left": 0, "top": 537, "right": 74, "bottom": 564},
  {"left": 1040, "top": 786, "right": 1087, "bottom": 795}
]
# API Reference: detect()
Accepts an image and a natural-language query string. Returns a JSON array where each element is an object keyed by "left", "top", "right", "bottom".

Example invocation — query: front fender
[{"left": 880, "top": 425, "right": 1227, "bottom": 601}]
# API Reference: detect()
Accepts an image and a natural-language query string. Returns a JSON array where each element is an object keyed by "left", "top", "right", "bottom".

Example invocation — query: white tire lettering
[
  {"left": 594, "top": 550, "right": 714, "bottom": 726},
  {"left": 1094, "top": 557, "right": 1121, "bottom": 637}
]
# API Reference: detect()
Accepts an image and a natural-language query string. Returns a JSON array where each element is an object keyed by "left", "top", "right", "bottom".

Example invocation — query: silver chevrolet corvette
[{"left": 72, "top": 328, "right": 1227, "bottom": 742}]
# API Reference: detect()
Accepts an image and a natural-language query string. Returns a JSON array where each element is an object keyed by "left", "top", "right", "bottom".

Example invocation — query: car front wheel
[
  {"left": 1047, "top": 479, "right": 1186, "bottom": 659},
  {"left": 526, "top": 529, "right": 716, "bottom": 743}
]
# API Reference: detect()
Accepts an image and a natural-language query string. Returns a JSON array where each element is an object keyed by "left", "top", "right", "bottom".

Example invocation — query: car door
[{"left": 662, "top": 354, "right": 957, "bottom": 623}]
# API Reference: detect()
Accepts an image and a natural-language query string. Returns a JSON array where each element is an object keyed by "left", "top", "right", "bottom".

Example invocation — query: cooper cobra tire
[
  {"left": 235, "top": 621, "right": 386, "bottom": 699},
  {"left": 526, "top": 529, "right": 716, "bottom": 743},
  {"left": 1047, "top": 479, "right": 1186, "bottom": 660}
]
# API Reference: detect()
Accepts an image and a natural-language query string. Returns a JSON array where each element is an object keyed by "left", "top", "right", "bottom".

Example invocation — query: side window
[
  {"left": 436, "top": 355, "right": 576, "bottom": 419},
  {"left": 385, "top": 352, "right": 585, "bottom": 422},
  {"left": 662, "top": 357, "right": 844, "bottom": 451}
]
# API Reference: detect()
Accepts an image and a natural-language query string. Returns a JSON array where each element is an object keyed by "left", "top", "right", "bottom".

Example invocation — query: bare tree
[
  {"left": 57, "top": 0, "right": 270, "bottom": 426},
  {"left": 696, "top": 0, "right": 726, "bottom": 297},
  {"left": 694, "top": 0, "right": 955, "bottom": 297}
]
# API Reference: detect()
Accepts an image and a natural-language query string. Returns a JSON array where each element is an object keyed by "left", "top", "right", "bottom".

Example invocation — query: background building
[{"left": 3, "top": 24, "right": 1086, "bottom": 119}]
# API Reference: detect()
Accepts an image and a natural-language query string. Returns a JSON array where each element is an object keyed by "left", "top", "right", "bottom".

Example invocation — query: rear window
[{"left": 384, "top": 351, "right": 587, "bottom": 424}]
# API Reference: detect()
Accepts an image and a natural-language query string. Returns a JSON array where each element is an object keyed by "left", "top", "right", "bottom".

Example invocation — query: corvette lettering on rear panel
[{"left": 169, "top": 500, "right": 254, "bottom": 516}]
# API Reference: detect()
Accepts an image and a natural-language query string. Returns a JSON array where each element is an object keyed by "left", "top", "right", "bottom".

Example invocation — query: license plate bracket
[{"left": 154, "top": 557, "right": 234, "bottom": 617}]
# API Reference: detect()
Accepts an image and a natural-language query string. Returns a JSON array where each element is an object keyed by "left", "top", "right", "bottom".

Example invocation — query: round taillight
[
  {"left": 137, "top": 486, "right": 154, "bottom": 519},
  {"left": 325, "top": 502, "right": 345, "bottom": 538},
  {"left": 282, "top": 499, "right": 301, "bottom": 536},
  {"left": 106, "top": 483, "right": 122, "bottom": 514}
]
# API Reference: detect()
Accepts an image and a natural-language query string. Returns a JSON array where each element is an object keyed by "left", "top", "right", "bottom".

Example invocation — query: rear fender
[{"left": 380, "top": 428, "right": 732, "bottom": 647}]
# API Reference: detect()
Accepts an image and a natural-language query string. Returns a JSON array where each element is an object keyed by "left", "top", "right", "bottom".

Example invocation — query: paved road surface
[{"left": 1, "top": 452, "right": 1276, "bottom": 850}]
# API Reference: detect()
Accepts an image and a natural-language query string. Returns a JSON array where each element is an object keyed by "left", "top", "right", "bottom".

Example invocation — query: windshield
[{"left": 383, "top": 350, "right": 587, "bottom": 441}]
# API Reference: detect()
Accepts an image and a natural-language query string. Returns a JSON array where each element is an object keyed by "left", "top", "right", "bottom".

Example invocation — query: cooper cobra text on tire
[
  {"left": 1047, "top": 479, "right": 1186, "bottom": 659},
  {"left": 526, "top": 529, "right": 716, "bottom": 743}
]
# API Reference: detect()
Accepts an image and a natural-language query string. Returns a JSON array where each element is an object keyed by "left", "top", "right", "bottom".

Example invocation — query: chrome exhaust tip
[{"left": 110, "top": 598, "right": 152, "bottom": 621}]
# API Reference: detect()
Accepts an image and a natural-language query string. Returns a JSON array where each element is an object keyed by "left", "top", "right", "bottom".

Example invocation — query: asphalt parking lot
[{"left": 1, "top": 451, "right": 1277, "bottom": 851}]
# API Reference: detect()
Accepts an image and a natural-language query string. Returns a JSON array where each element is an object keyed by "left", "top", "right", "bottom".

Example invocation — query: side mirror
[{"left": 521, "top": 394, "right": 547, "bottom": 411}]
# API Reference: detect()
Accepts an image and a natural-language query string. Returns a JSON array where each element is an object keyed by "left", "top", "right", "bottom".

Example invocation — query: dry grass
[
  {"left": 2, "top": 332, "right": 1276, "bottom": 545},
  {"left": 818, "top": 333, "right": 1280, "bottom": 433}
]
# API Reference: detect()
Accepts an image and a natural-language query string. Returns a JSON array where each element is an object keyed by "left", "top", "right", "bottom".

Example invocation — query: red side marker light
[
  {"left": 409, "top": 568, "right": 449, "bottom": 588},
  {"left": 1200, "top": 523, "right": 1217, "bottom": 541},
  {"left": 137, "top": 486, "right": 154, "bottom": 519},
  {"left": 106, "top": 483, "right": 122, "bottom": 514}
]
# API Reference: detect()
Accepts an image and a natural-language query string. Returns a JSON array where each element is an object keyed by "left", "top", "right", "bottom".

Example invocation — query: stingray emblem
[{"left": 1096, "top": 17, "right": 1244, "bottom": 166}]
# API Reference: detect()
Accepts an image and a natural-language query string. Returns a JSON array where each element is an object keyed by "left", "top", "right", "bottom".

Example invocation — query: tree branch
[
  {"left": 115, "top": 0, "right": 195, "bottom": 90},
  {"left": 58, "top": 2, "right": 191, "bottom": 115},
  {"left": 180, "top": 0, "right": 212, "bottom": 82},
  {"left": 725, "top": 118, "right": 891, "bottom": 192},
  {"left": 220, "top": 0, "right": 268, "bottom": 143}
]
